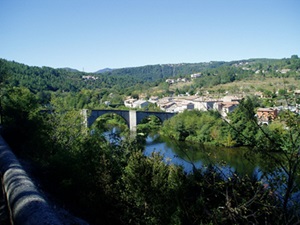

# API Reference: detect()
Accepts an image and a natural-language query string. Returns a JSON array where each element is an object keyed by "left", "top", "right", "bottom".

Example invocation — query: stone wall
[{"left": 0, "top": 136, "right": 62, "bottom": 225}]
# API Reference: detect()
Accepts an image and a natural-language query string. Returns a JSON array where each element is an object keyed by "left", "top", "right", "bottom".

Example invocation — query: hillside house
[
  {"left": 280, "top": 69, "right": 291, "bottom": 74},
  {"left": 294, "top": 90, "right": 300, "bottom": 96},
  {"left": 175, "top": 102, "right": 194, "bottom": 113},
  {"left": 257, "top": 108, "right": 278, "bottom": 125},
  {"left": 132, "top": 100, "right": 149, "bottom": 109},
  {"left": 166, "top": 79, "right": 175, "bottom": 84},
  {"left": 82, "top": 75, "right": 98, "bottom": 80},
  {"left": 214, "top": 101, "right": 239, "bottom": 117},
  {"left": 194, "top": 100, "right": 217, "bottom": 111},
  {"left": 157, "top": 97, "right": 173, "bottom": 107},
  {"left": 148, "top": 96, "right": 159, "bottom": 104},
  {"left": 177, "top": 78, "right": 187, "bottom": 82},
  {"left": 124, "top": 98, "right": 137, "bottom": 108},
  {"left": 160, "top": 102, "right": 177, "bottom": 112},
  {"left": 104, "top": 101, "right": 110, "bottom": 106},
  {"left": 191, "top": 73, "right": 201, "bottom": 78}
]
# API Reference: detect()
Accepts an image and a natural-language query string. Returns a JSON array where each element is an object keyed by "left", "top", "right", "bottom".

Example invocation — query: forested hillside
[
  {"left": 96, "top": 62, "right": 226, "bottom": 80},
  {"left": 1, "top": 56, "right": 300, "bottom": 109},
  {"left": 1, "top": 59, "right": 227, "bottom": 92}
]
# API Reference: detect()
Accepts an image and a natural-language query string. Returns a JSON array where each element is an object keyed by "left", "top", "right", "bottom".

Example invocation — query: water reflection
[
  {"left": 104, "top": 129, "right": 299, "bottom": 204},
  {"left": 144, "top": 135, "right": 261, "bottom": 177}
]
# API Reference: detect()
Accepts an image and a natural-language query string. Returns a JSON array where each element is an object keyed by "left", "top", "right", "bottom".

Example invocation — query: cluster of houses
[
  {"left": 124, "top": 95, "right": 241, "bottom": 118},
  {"left": 233, "top": 61, "right": 293, "bottom": 75},
  {"left": 165, "top": 73, "right": 202, "bottom": 84},
  {"left": 165, "top": 78, "right": 187, "bottom": 84},
  {"left": 122, "top": 69, "right": 300, "bottom": 124},
  {"left": 123, "top": 90, "right": 300, "bottom": 125},
  {"left": 82, "top": 75, "right": 98, "bottom": 80}
]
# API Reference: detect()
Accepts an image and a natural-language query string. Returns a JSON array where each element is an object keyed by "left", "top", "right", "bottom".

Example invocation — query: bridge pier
[{"left": 129, "top": 110, "right": 137, "bottom": 133}]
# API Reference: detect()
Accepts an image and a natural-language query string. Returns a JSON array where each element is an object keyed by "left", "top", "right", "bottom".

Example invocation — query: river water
[
  {"left": 143, "top": 134, "right": 267, "bottom": 177},
  {"left": 104, "top": 127, "right": 274, "bottom": 178},
  {"left": 104, "top": 128, "right": 299, "bottom": 204},
  {"left": 104, "top": 129, "right": 266, "bottom": 177}
]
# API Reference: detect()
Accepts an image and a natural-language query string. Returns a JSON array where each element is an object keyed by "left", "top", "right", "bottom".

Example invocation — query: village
[{"left": 123, "top": 73, "right": 300, "bottom": 126}]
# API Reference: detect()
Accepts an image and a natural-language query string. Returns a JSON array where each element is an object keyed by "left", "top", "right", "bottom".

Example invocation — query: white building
[
  {"left": 82, "top": 75, "right": 98, "bottom": 80},
  {"left": 191, "top": 73, "right": 201, "bottom": 78},
  {"left": 213, "top": 101, "right": 239, "bottom": 117},
  {"left": 194, "top": 100, "right": 218, "bottom": 111},
  {"left": 148, "top": 96, "right": 159, "bottom": 104},
  {"left": 124, "top": 98, "right": 137, "bottom": 108},
  {"left": 160, "top": 102, "right": 177, "bottom": 112},
  {"left": 132, "top": 100, "right": 149, "bottom": 109},
  {"left": 175, "top": 102, "right": 194, "bottom": 113},
  {"left": 165, "top": 79, "right": 175, "bottom": 84}
]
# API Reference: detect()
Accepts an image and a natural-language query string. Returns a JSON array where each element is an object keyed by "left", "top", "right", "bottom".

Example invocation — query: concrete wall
[{"left": 0, "top": 136, "right": 62, "bottom": 225}]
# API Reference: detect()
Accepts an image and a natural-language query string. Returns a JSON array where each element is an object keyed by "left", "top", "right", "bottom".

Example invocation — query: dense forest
[{"left": 1, "top": 56, "right": 300, "bottom": 224}]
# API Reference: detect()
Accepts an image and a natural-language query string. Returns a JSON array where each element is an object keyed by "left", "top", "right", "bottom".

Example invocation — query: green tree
[
  {"left": 227, "top": 96, "right": 259, "bottom": 146},
  {"left": 118, "top": 150, "right": 183, "bottom": 224},
  {"left": 278, "top": 89, "right": 287, "bottom": 96},
  {"left": 2, "top": 87, "right": 39, "bottom": 149},
  {"left": 229, "top": 96, "right": 300, "bottom": 221},
  {"left": 291, "top": 55, "right": 299, "bottom": 59},
  {"left": 0, "top": 59, "right": 9, "bottom": 124},
  {"left": 161, "top": 110, "right": 227, "bottom": 145},
  {"left": 253, "top": 110, "right": 300, "bottom": 219}
]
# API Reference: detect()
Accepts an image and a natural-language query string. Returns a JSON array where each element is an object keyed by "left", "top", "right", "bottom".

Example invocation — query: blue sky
[{"left": 0, "top": 0, "right": 299, "bottom": 72}]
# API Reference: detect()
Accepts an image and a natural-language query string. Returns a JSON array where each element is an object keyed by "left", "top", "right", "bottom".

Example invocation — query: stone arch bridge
[{"left": 82, "top": 109, "right": 176, "bottom": 132}]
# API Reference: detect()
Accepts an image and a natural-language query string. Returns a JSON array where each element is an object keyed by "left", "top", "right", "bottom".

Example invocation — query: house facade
[
  {"left": 124, "top": 99, "right": 149, "bottom": 109},
  {"left": 257, "top": 108, "right": 278, "bottom": 124},
  {"left": 213, "top": 101, "right": 239, "bottom": 117}
]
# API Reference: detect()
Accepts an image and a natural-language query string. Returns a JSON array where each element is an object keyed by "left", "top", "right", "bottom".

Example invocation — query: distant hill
[
  {"left": 60, "top": 67, "right": 80, "bottom": 72},
  {"left": 1, "top": 56, "right": 299, "bottom": 95},
  {"left": 97, "top": 62, "right": 226, "bottom": 82},
  {"left": 95, "top": 68, "right": 114, "bottom": 73}
]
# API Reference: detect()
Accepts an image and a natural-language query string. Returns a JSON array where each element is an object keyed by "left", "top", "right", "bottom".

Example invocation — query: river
[
  {"left": 102, "top": 125, "right": 281, "bottom": 180},
  {"left": 104, "top": 129, "right": 299, "bottom": 202},
  {"left": 143, "top": 134, "right": 271, "bottom": 178},
  {"left": 104, "top": 129, "right": 269, "bottom": 177}
]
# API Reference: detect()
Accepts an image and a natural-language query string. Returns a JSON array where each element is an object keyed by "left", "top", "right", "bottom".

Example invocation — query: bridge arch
[
  {"left": 90, "top": 111, "right": 129, "bottom": 130},
  {"left": 136, "top": 111, "right": 175, "bottom": 126},
  {"left": 82, "top": 109, "right": 175, "bottom": 132},
  {"left": 83, "top": 109, "right": 130, "bottom": 128},
  {"left": 136, "top": 114, "right": 163, "bottom": 126}
]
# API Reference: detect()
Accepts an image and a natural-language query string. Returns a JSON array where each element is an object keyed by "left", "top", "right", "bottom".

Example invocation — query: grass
[
  {"left": 206, "top": 77, "right": 299, "bottom": 96},
  {"left": 145, "top": 77, "right": 300, "bottom": 99}
]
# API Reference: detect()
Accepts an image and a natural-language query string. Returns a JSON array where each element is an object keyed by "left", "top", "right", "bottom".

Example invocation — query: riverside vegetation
[{"left": 0, "top": 56, "right": 300, "bottom": 224}]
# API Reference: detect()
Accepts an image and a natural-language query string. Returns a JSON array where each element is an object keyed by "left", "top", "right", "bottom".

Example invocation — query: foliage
[
  {"left": 227, "top": 96, "right": 260, "bottom": 146},
  {"left": 1, "top": 86, "right": 40, "bottom": 150},
  {"left": 117, "top": 150, "right": 183, "bottom": 224},
  {"left": 3, "top": 93, "right": 298, "bottom": 224},
  {"left": 229, "top": 97, "right": 300, "bottom": 221},
  {"left": 137, "top": 115, "right": 161, "bottom": 134},
  {"left": 253, "top": 110, "right": 300, "bottom": 217},
  {"left": 2, "top": 56, "right": 300, "bottom": 224},
  {"left": 161, "top": 110, "right": 228, "bottom": 145}
]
